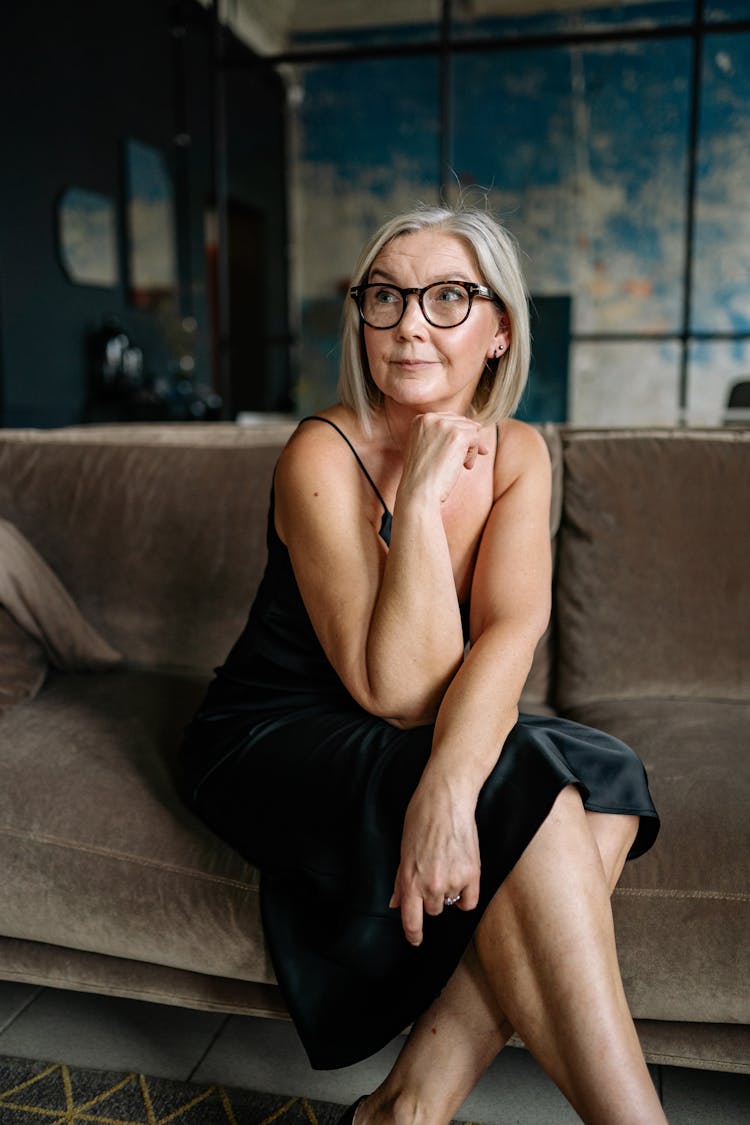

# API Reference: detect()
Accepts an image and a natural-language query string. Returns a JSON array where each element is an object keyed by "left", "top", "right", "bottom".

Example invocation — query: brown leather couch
[{"left": 0, "top": 422, "right": 747, "bottom": 1074}]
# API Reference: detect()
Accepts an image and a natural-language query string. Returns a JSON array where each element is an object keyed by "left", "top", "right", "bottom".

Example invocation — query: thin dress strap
[{"left": 300, "top": 416, "right": 393, "bottom": 545}]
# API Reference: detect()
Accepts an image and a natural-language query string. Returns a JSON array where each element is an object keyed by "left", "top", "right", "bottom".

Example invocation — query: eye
[
  {"left": 372, "top": 286, "right": 400, "bottom": 304},
  {"left": 432, "top": 284, "right": 466, "bottom": 303}
]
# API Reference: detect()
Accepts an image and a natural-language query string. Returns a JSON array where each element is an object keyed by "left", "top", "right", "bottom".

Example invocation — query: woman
[{"left": 181, "top": 205, "right": 663, "bottom": 1125}]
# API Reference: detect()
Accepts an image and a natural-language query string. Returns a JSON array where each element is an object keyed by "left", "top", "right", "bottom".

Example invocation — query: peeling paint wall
[{"left": 289, "top": 6, "right": 750, "bottom": 426}]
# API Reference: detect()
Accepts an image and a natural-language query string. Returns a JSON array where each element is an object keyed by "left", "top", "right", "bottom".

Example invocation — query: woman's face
[{"left": 363, "top": 229, "right": 508, "bottom": 417}]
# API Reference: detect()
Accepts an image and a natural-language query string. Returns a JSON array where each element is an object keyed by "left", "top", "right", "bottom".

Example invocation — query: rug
[
  {"left": 0, "top": 1054, "right": 352, "bottom": 1124},
  {"left": 0, "top": 1055, "right": 484, "bottom": 1124}
]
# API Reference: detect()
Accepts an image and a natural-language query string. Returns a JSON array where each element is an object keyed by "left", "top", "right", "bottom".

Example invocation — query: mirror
[{"left": 58, "top": 187, "right": 119, "bottom": 288}]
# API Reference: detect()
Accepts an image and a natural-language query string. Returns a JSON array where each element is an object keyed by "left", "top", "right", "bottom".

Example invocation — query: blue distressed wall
[{"left": 290, "top": 3, "right": 750, "bottom": 425}]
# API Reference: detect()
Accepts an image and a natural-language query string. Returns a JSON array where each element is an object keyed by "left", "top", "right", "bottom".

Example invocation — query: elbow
[
  {"left": 349, "top": 682, "right": 438, "bottom": 728},
  {"left": 358, "top": 660, "right": 458, "bottom": 730},
  {"left": 360, "top": 681, "right": 445, "bottom": 729},
  {"left": 531, "top": 595, "right": 552, "bottom": 647},
  {"left": 514, "top": 585, "right": 552, "bottom": 652},
  {"left": 522, "top": 605, "right": 552, "bottom": 666},
  {"left": 382, "top": 711, "right": 436, "bottom": 731},
  {"left": 356, "top": 635, "right": 463, "bottom": 727}
]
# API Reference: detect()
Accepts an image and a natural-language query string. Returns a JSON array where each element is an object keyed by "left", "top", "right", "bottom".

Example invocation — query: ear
[{"left": 487, "top": 312, "right": 511, "bottom": 359}]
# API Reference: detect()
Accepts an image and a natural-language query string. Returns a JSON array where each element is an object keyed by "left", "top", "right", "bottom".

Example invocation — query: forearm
[
  {"left": 390, "top": 622, "right": 542, "bottom": 944},
  {"left": 366, "top": 495, "right": 466, "bottom": 723},
  {"left": 421, "top": 619, "right": 544, "bottom": 798}
]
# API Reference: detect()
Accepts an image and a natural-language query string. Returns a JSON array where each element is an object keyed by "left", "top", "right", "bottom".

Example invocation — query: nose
[{"left": 397, "top": 292, "right": 428, "bottom": 336}]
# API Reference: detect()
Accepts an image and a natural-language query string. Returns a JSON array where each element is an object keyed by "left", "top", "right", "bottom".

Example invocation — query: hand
[
  {"left": 400, "top": 413, "right": 488, "bottom": 506},
  {"left": 389, "top": 776, "right": 481, "bottom": 946}
]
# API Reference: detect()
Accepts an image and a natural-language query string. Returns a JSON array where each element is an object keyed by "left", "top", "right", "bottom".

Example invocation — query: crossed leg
[{"left": 356, "top": 787, "right": 666, "bottom": 1125}]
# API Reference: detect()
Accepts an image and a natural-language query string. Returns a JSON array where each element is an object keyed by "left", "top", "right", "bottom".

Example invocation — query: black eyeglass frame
[{"left": 349, "top": 280, "right": 499, "bottom": 330}]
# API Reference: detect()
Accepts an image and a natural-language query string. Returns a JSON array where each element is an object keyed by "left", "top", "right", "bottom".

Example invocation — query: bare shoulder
[
  {"left": 494, "top": 418, "right": 551, "bottom": 498},
  {"left": 274, "top": 406, "right": 367, "bottom": 542},
  {"left": 277, "top": 406, "right": 356, "bottom": 476}
]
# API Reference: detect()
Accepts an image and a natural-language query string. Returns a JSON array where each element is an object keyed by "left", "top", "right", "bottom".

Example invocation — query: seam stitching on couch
[
  {"left": 614, "top": 888, "right": 750, "bottom": 902},
  {"left": 563, "top": 696, "right": 750, "bottom": 708},
  {"left": 0, "top": 825, "right": 256, "bottom": 891},
  {"left": 640, "top": 1051, "right": 749, "bottom": 1072},
  {"left": 0, "top": 971, "right": 280, "bottom": 1009},
  {"left": 561, "top": 429, "right": 750, "bottom": 443}
]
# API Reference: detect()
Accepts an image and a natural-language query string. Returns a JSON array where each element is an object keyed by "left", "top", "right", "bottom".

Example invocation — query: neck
[{"left": 382, "top": 400, "right": 412, "bottom": 454}]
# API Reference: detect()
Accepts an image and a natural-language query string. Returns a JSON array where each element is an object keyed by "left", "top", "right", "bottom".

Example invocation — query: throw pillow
[
  {"left": 0, "top": 608, "right": 47, "bottom": 716},
  {"left": 0, "top": 518, "right": 122, "bottom": 671}
]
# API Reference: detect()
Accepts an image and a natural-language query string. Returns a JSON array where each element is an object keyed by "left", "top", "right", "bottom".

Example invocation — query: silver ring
[{"left": 444, "top": 894, "right": 461, "bottom": 907}]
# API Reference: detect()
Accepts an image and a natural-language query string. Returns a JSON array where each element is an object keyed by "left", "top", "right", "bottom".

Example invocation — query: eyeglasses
[{"left": 349, "top": 280, "right": 497, "bottom": 330}]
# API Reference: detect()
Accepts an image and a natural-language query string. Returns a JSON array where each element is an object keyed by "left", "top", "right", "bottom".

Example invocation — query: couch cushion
[
  {"left": 0, "top": 935, "right": 286, "bottom": 1018},
  {"left": 0, "top": 669, "right": 274, "bottom": 986},
  {"left": 555, "top": 430, "right": 750, "bottom": 707},
  {"left": 564, "top": 697, "right": 750, "bottom": 1024},
  {"left": 0, "top": 430, "right": 288, "bottom": 672}
]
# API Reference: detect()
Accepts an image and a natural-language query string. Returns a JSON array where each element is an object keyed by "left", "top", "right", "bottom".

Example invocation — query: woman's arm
[
  {"left": 428, "top": 421, "right": 553, "bottom": 789},
  {"left": 275, "top": 413, "right": 486, "bottom": 726},
  {"left": 390, "top": 421, "right": 553, "bottom": 943}
]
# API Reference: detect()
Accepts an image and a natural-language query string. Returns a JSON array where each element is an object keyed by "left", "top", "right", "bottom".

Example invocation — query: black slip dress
[{"left": 180, "top": 416, "right": 659, "bottom": 1070}]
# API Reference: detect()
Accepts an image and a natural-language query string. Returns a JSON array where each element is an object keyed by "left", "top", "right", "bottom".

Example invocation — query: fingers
[
  {"left": 457, "top": 873, "right": 481, "bottom": 912},
  {"left": 414, "top": 412, "right": 485, "bottom": 444},
  {"left": 419, "top": 414, "right": 487, "bottom": 470},
  {"left": 390, "top": 881, "right": 425, "bottom": 946},
  {"left": 390, "top": 876, "right": 480, "bottom": 947},
  {"left": 463, "top": 441, "right": 489, "bottom": 470},
  {"left": 390, "top": 795, "right": 482, "bottom": 947},
  {"left": 404, "top": 413, "right": 489, "bottom": 504},
  {"left": 401, "top": 894, "right": 425, "bottom": 947}
]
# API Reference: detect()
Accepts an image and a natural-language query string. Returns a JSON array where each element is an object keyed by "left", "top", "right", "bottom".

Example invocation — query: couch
[{"left": 0, "top": 422, "right": 747, "bottom": 1075}]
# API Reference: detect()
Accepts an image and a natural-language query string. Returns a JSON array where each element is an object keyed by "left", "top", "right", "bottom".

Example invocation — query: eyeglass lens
[{"left": 359, "top": 282, "right": 473, "bottom": 328}]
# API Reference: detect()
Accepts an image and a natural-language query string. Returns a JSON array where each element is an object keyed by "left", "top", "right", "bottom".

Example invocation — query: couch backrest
[
  {"left": 0, "top": 424, "right": 292, "bottom": 672},
  {"left": 3, "top": 422, "right": 744, "bottom": 699},
  {"left": 554, "top": 428, "right": 750, "bottom": 709}
]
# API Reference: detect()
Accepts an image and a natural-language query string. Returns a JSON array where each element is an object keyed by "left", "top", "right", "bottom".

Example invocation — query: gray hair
[{"left": 338, "top": 205, "right": 530, "bottom": 429}]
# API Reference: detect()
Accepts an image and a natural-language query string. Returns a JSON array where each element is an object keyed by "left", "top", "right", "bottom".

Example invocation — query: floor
[{"left": 0, "top": 980, "right": 747, "bottom": 1123}]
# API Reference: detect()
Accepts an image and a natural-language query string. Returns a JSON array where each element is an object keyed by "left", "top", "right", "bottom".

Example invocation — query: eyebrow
[{"left": 368, "top": 267, "right": 474, "bottom": 284}]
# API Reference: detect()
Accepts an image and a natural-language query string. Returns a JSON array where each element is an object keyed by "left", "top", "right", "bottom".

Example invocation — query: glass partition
[
  {"left": 692, "top": 32, "right": 750, "bottom": 335},
  {"left": 285, "top": 1, "right": 750, "bottom": 423}
]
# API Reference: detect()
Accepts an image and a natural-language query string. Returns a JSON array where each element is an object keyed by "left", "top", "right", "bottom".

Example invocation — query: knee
[
  {"left": 527, "top": 785, "right": 589, "bottom": 854},
  {"left": 587, "top": 811, "right": 639, "bottom": 889},
  {"left": 548, "top": 784, "right": 586, "bottom": 825}
]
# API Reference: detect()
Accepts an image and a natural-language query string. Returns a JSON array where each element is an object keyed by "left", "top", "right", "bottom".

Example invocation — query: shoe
[{"left": 335, "top": 1095, "right": 366, "bottom": 1124}]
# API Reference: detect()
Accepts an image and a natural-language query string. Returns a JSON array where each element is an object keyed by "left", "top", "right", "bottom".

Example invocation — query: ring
[{"left": 444, "top": 894, "right": 461, "bottom": 906}]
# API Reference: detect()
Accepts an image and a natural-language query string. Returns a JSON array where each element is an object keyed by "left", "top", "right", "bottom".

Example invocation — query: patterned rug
[{"left": 0, "top": 1055, "right": 352, "bottom": 1124}]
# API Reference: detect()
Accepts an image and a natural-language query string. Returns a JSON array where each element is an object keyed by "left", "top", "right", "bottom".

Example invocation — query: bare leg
[
  {"left": 357, "top": 790, "right": 664, "bottom": 1125},
  {"left": 585, "top": 807, "right": 639, "bottom": 894},
  {"left": 472, "top": 788, "right": 664, "bottom": 1124},
  {"left": 356, "top": 943, "right": 512, "bottom": 1125}
]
